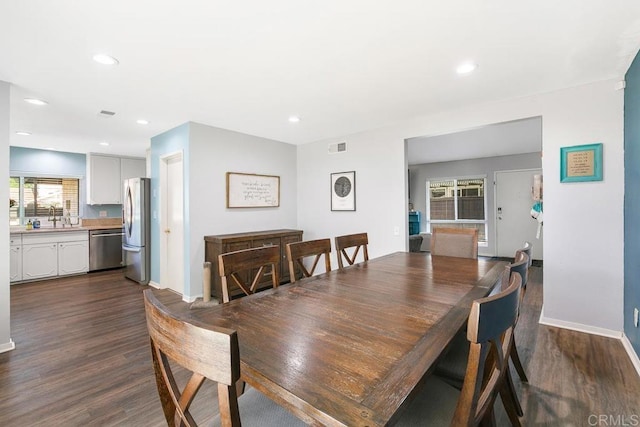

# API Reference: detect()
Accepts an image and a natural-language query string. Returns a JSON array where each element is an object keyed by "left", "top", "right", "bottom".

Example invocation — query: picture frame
[
  {"left": 560, "top": 143, "right": 603, "bottom": 183},
  {"left": 331, "top": 171, "right": 356, "bottom": 211},
  {"left": 226, "top": 172, "right": 280, "bottom": 208}
]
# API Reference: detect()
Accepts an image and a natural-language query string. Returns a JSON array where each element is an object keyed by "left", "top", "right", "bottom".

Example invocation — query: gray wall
[
  {"left": 409, "top": 152, "right": 541, "bottom": 257},
  {"left": 150, "top": 121, "right": 299, "bottom": 300}
]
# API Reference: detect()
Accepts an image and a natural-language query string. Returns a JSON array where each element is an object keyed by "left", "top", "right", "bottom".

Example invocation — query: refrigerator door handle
[
  {"left": 123, "top": 246, "right": 142, "bottom": 253},
  {"left": 126, "top": 185, "right": 133, "bottom": 237}
]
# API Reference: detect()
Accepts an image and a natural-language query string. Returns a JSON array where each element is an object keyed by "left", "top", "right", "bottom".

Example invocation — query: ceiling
[
  {"left": 407, "top": 116, "right": 542, "bottom": 165},
  {"left": 1, "top": 1, "right": 640, "bottom": 158}
]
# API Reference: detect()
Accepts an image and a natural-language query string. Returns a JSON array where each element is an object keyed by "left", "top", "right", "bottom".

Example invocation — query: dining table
[{"left": 163, "top": 251, "right": 506, "bottom": 426}]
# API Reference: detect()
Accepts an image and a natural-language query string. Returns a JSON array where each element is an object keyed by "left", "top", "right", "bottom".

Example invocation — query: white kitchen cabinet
[
  {"left": 21, "top": 231, "right": 89, "bottom": 281},
  {"left": 87, "top": 154, "right": 121, "bottom": 205},
  {"left": 87, "top": 154, "right": 146, "bottom": 205},
  {"left": 120, "top": 157, "right": 146, "bottom": 201},
  {"left": 10, "top": 234, "right": 22, "bottom": 283},
  {"left": 58, "top": 240, "right": 89, "bottom": 275},
  {"left": 22, "top": 242, "right": 58, "bottom": 280},
  {"left": 121, "top": 157, "right": 146, "bottom": 181}
]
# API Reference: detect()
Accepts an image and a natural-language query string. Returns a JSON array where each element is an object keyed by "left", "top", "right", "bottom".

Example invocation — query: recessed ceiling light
[
  {"left": 288, "top": 116, "right": 301, "bottom": 123},
  {"left": 93, "top": 54, "right": 119, "bottom": 65},
  {"left": 99, "top": 142, "right": 110, "bottom": 146},
  {"left": 456, "top": 62, "right": 478, "bottom": 75},
  {"left": 136, "top": 119, "right": 149, "bottom": 125},
  {"left": 24, "top": 98, "right": 48, "bottom": 106},
  {"left": 15, "top": 131, "right": 31, "bottom": 136}
]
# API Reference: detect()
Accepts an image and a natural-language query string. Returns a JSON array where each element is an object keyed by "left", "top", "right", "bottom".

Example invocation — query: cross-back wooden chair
[
  {"left": 143, "top": 290, "right": 305, "bottom": 427},
  {"left": 285, "top": 238, "right": 332, "bottom": 282},
  {"left": 397, "top": 273, "right": 523, "bottom": 426},
  {"left": 334, "top": 232, "right": 369, "bottom": 269},
  {"left": 506, "top": 250, "right": 530, "bottom": 383},
  {"left": 519, "top": 241, "right": 533, "bottom": 273},
  {"left": 218, "top": 246, "right": 280, "bottom": 303},
  {"left": 430, "top": 227, "right": 478, "bottom": 259}
]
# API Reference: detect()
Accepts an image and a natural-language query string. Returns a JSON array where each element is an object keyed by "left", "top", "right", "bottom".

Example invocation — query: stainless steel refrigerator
[{"left": 123, "top": 177, "right": 150, "bottom": 284}]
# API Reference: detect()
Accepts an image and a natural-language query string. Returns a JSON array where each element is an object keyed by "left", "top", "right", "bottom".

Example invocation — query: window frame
[
  {"left": 426, "top": 175, "right": 488, "bottom": 243},
  {"left": 9, "top": 174, "right": 81, "bottom": 226}
]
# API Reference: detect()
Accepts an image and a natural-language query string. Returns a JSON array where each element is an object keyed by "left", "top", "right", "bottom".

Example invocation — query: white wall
[
  {"left": 187, "top": 123, "right": 298, "bottom": 299},
  {"left": 297, "top": 127, "right": 410, "bottom": 267},
  {"left": 0, "top": 81, "right": 13, "bottom": 353},
  {"left": 298, "top": 79, "right": 624, "bottom": 333},
  {"left": 410, "top": 153, "right": 542, "bottom": 257}
]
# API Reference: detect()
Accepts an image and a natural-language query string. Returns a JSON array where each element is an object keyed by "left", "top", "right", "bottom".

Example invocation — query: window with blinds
[
  {"left": 427, "top": 177, "right": 487, "bottom": 242},
  {"left": 9, "top": 177, "right": 79, "bottom": 224}
]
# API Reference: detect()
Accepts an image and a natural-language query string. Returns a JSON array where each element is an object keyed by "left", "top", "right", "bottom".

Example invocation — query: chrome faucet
[{"left": 48, "top": 205, "right": 60, "bottom": 228}]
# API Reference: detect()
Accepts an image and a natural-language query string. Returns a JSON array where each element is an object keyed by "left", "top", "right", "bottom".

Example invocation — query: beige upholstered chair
[
  {"left": 396, "top": 272, "right": 523, "bottom": 426},
  {"left": 143, "top": 290, "right": 305, "bottom": 427},
  {"left": 430, "top": 228, "right": 478, "bottom": 259},
  {"left": 334, "top": 233, "right": 369, "bottom": 269},
  {"left": 286, "top": 238, "right": 332, "bottom": 282},
  {"left": 218, "top": 246, "right": 280, "bottom": 303}
]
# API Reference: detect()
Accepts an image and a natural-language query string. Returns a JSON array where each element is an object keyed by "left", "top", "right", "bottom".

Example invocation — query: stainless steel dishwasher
[{"left": 89, "top": 228, "right": 124, "bottom": 271}]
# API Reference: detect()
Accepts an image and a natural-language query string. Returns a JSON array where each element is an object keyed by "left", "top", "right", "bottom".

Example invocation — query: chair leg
[
  {"left": 499, "top": 381, "right": 523, "bottom": 427},
  {"left": 510, "top": 335, "right": 529, "bottom": 382},
  {"left": 504, "top": 366, "right": 524, "bottom": 417}
]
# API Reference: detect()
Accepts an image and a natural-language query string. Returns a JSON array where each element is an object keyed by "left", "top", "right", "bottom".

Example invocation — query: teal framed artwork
[{"left": 560, "top": 143, "right": 603, "bottom": 183}]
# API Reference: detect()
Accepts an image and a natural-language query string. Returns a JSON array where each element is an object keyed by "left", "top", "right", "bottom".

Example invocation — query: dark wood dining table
[{"left": 166, "top": 251, "right": 506, "bottom": 426}]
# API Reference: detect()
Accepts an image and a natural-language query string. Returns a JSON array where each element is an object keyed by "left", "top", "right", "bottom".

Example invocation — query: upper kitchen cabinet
[{"left": 86, "top": 154, "right": 146, "bottom": 205}]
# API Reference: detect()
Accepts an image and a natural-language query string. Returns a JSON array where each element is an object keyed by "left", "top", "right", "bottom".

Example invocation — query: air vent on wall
[
  {"left": 98, "top": 110, "right": 116, "bottom": 118},
  {"left": 328, "top": 142, "right": 347, "bottom": 154}
]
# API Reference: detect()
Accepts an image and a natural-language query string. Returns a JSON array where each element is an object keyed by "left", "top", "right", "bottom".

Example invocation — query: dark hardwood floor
[{"left": 1, "top": 265, "right": 639, "bottom": 426}]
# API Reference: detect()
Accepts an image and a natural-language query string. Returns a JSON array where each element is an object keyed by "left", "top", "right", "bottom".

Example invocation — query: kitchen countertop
[
  {"left": 82, "top": 225, "right": 123, "bottom": 231},
  {"left": 11, "top": 217, "right": 123, "bottom": 234},
  {"left": 11, "top": 226, "right": 89, "bottom": 234},
  {"left": 11, "top": 224, "right": 123, "bottom": 234}
]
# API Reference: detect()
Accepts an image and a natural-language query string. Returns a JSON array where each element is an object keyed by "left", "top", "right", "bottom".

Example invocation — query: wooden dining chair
[
  {"left": 285, "top": 238, "right": 331, "bottom": 282},
  {"left": 143, "top": 290, "right": 305, "bottom": 427},
  {"left": 519, "top": 241, "right": 533, "bottom": 272},
  {"left": 435, "top": 254, "right": 530, "bottom": 419},
  {"left": 508, "top": 250, "right": 530, "bottom": 383},
  {"left": 430, "top": 227, "right": 478, "bottom": 259},
  {"left": 218, "top": 246, "right": 280, "bottom": 303},
  {"left": 334, "top": 232, "right": 369, "bottom": 269},
  {"left": 396, "top": 272, "right": 523, "bottom": 426}
]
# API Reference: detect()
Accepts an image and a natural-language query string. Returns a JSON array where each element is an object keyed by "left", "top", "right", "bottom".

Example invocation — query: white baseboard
[
  {"left": 539, "top": 308, "right": 640, "bottom": 378},
  {"left": 539, "top": 312, "right": 622, "bottom": 339},
  {"left": 0, "top": 339, "right": 15, "bottom": 354},
  {"left": 148, "top": 280, "right": 196, "bottom": 303},
  {"left": 622, "top": 334, "right": 640, "bottom": 378}
]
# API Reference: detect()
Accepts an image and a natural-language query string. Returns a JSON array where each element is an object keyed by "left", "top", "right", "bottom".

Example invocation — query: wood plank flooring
[{"left": 1, "top": 265, "right": 639, "bottom": 426}]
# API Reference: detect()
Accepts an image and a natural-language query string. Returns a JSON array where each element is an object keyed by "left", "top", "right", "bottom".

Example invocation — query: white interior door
[
  {"left": 495, "top": 169, "right": 543, "bottom": 260},
  {"left": 160, "top": 152, "right": 184, "bottom": 295}
]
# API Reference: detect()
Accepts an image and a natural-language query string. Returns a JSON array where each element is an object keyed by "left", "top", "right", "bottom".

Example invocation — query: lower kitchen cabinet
[
  {"left": 10, "top": 234, "right": 22, "bottom": 283},
  {"left": 58, "top": 240, "right": 89, "bottom": 275},
  {"left": 22, "top": 242, "right": 58, "bottom": 280},
  {"left": 20, "top": 231, "right": 89, "bottom": 282}
]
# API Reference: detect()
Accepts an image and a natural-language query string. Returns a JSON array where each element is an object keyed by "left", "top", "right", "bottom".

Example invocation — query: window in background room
[
  {"left": 427, "top": 177, "right": 487, "bottom": 242},
  {"left": 9, "top": 177, "right": 20, "bottom": 226},
  {"left": 9, "top": 176, "right": 79, "bottom": 225}
]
